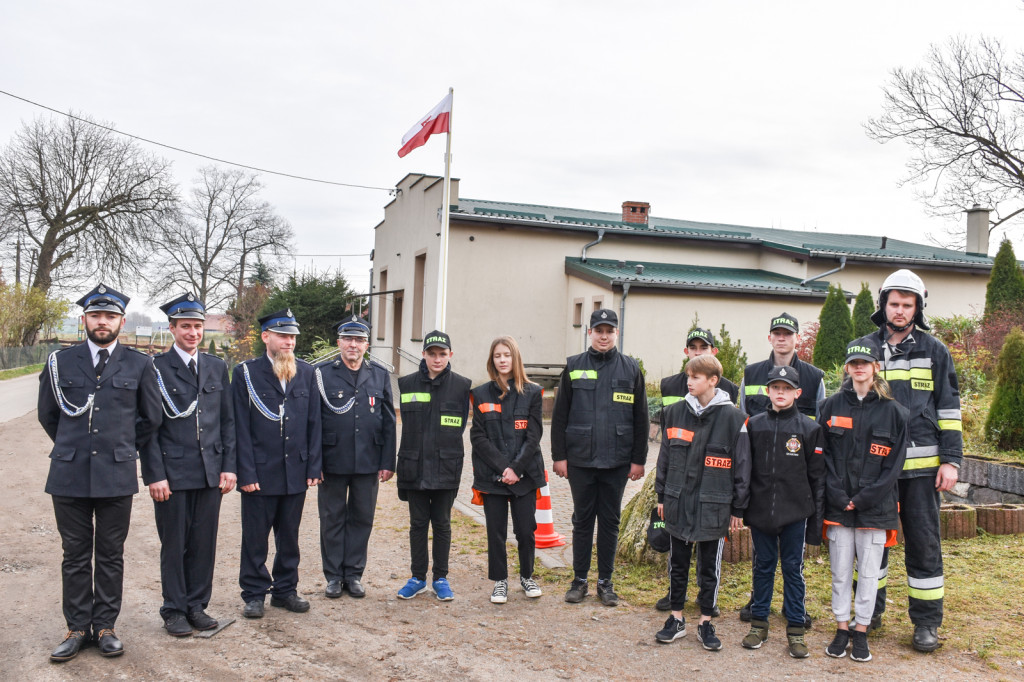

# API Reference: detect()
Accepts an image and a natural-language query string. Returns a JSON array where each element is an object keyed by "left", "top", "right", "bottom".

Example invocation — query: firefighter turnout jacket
[{"left": 740, "top": 353, "right": 825, "bottom": 420}]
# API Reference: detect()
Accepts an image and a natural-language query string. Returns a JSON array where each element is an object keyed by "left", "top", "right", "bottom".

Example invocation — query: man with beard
[
  {"left": 38, "top": 284, "right": 162, "bottom": 662},
  {"left": 142, "top": 293, "right": 237, "bottom": 636},
  {"left": 315, "top": 316, "right": 395, "bottom": 599},
  {"left": 233, "top": 309, "right": 322, "bottom": 618}
]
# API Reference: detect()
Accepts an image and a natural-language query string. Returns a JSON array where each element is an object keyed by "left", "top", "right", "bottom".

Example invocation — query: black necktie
[
  {"left": 189, "top": 358, "right": 197, "bottom": 378},
  {"left": 95, "top": 348, "right": 109, "bottom": 378}
]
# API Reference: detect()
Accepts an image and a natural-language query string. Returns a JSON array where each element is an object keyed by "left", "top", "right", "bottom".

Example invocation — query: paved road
[{"left": 0, "top": 373, "right": 39, "bottom": 424}]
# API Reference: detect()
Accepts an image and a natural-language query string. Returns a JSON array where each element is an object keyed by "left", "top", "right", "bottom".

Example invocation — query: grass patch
[
  {"left": 963, "top": 392, "right": 1024, "bottom": 464},
  {"left": 0, "top": 363, "right": 43, "bottom": 381}
]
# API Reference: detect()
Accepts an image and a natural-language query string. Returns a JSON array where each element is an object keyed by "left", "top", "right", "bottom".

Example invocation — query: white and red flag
[{"left": 397, "top": 92, "right": 452, "bottom": 158}]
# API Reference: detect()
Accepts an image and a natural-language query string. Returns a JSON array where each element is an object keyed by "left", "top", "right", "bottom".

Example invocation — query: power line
[
  {"left": 0, "top": 88, "right": 395, "bottom": 193},
  {"left": 292, "top": 253, "right": 371, "bottom": 257}
]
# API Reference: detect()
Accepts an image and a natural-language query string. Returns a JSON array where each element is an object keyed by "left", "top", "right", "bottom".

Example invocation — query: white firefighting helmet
[{"left": 870, "top": 269, "right": 929, "bottom": 331}]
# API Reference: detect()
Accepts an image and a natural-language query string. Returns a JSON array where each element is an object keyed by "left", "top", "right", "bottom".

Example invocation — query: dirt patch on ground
[{"left": 0, "top": 412, "right": 1013, "bottom": 681}]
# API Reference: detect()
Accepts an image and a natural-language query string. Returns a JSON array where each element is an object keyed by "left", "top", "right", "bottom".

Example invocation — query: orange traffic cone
[{"left": 534, "top": 470, "right": 565, "bottom": 548}]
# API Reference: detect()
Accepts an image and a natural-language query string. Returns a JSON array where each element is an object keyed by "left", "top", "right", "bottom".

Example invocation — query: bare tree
[
  {"left": 0, "top": 114, "right": 177, "bottom": 300},
  {"left": 866, "top": 38, "right": 1024, "bottom": 245},
  {"left": 151, "top": 166, "right": 293, "bottom": 311}
]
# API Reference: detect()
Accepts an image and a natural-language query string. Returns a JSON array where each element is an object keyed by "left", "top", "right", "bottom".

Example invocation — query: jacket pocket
[
  {"left": 113, "top": 378, "right": 138, "bottom": 390},
  {"left": 202, "top": 382, "right": 223, "bottom": 393},
  {"left": 397, "top": 449, "right": 420, "bottom": 480},
  {"left": 663, "top": 482, "right": 682, "bottom": 531},
  {"left": 615, "top": 423, "right": 634, "bottom": 456},
  {"left": 699, "top": 490, "right": 733, "bottom": 532},
  {"left": 162, "top": 445, "right": 184, "bottom": 459},
  {"left": 114, "top": 447, "right": 139, "bottom": 462},
  {"left": 565, "top": 424, "right": 593, "bottom": 461},
  {"left": 438, "top": 448, "right": 464, "bottom": 486},
  {"left": 323, "top": 431, "right": 338, "bottom": 447},
  {"left": 50, "top": 447, "right": 75, "bottom": 461}
]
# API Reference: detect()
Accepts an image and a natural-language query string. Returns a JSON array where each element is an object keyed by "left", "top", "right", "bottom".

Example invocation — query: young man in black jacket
[{"left": 740, "top": 366, "right": 825, "bottom": 658}]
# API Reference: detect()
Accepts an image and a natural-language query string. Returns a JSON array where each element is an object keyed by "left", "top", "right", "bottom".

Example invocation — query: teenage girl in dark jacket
[
  {"left": 470, "top": 336, "right": 545, "bottom": 604},
  {"left": 820, "top": 338, "right": 908, "bottom": 663}
]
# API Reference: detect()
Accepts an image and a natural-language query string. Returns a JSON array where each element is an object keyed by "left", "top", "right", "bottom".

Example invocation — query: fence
[{"left": 0, "top": 343, "right": 63, "bottom": 370}]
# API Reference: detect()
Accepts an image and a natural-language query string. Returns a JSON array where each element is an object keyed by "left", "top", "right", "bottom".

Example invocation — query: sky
[{"left": 2, "top": 1, "right": 1023, "bottom": 316}]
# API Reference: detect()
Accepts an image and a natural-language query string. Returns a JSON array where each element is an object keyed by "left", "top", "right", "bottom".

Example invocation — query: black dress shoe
[
  {"left": 96, "top": 628, "right": 124, "bottom": 657},
  {"left": 50, "top": 630, "right": 88, "bottom": 662},
  {"left": 243, "top": 600, "right": 265, "bottom": 619},
  {"left": 163, "top": 612, "right": 194, "bottom": 637},
  {"left": 345, "top": 579, "right": 366, "bottom": 598},
  {"left": 325, "top": 580, "right": 343, "bottom": 598},
  {"left": 186, "top": 609, "right": 218, "bottom": 631},
  {"left": 270, "top": 593, "right": 310, "bottom": 613}
]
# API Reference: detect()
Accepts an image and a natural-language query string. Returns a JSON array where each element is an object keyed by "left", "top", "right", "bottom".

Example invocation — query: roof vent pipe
[
  {"left": 635, "top": 264, "right": 645, "bottom": 275},
  {"left": 800, "top": 255, "right": 847, "bottom": 286},
  {"left": 580, "top": 228, "right": 605, "bottom": 263}
]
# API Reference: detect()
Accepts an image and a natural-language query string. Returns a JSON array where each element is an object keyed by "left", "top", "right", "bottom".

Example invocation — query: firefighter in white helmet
[{"left": 864, "top": 269, "right": 961, "bottom": 652}]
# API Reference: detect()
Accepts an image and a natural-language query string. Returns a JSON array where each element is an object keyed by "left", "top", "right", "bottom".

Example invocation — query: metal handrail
[{"left": 305, "top": 346, "right": 395, "bottom": 373}]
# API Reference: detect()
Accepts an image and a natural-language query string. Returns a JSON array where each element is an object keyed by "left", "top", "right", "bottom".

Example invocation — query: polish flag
[{"left": 398, "top": 92, "right": 452, "bottom": 158}]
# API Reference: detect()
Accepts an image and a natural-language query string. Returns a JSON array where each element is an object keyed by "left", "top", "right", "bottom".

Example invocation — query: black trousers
[
  {"left": 482, "top": 491, "right": 537, "bottom": 581},
  {"left": 153, "top": 486, "right": 222, "bottom": 618},
  {"left": 406, "top": 488, "right": 458, "bottom": 581},
  {"left": 567, "top": 464, "right": 630, "bottom": 580},
  {"left": 873, "top": 475, "right": 944, "bottom": 626},
  {"left": 51, "top": 495, "right": 133, "bottom": 632},
  {"left": 318, "top": 472, "right": 380, "bottom": 582},
  {"left": 668, "top": 535, "right": 723, "bottom": 616},
  {"left": 239, "top": 492, "right": 306, "bottom": 602}
]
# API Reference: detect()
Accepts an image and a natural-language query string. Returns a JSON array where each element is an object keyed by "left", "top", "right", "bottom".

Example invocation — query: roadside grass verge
[{"left": 0, "top": 363, "right": 42, "bottom": 381}]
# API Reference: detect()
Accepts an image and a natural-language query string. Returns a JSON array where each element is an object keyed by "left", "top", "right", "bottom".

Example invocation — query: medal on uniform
[{"left": 369, "top": 396, "right": 375, "bottom": 413}]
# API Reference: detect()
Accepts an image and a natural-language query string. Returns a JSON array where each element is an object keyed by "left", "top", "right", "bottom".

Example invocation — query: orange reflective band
[
  {"left": 705, "top": 456, "right": 731, "bottom": 469},
  {"left": 666, "top": 428, "right": 694, "bottom": 442},
  {"left": 828, "top": 415, "right": 853, "bottom": 429},
  {"left": 869, "top": 443, "right": 891, "bottom": 457},
  {"left": 514, "top": 419, "right": 528, "bottom": 430},
  {"left": 478, "top": 403, "right": 501, "bottom": 414}
]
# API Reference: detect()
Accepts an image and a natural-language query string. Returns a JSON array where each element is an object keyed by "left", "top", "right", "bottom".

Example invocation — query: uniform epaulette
[
  {"left": 297, "top": 357, "right": 312, "bottom": 367},
  {"left": 126, "top": 346, "right": 149, "bottom": 355}
]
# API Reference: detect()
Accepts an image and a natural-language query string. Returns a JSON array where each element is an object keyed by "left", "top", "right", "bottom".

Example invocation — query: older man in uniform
[
  {"left": 315, "top": 316, "right": 396, "bottom": 598},
  {"left": 142, "top": 293, "right": 237, "bottom": 636},
  {"left": 38, "top": 284, "right": 162, "bottom": 662},
  {"left": 233, "top": 309, "right": 322, "bottom": 618}
]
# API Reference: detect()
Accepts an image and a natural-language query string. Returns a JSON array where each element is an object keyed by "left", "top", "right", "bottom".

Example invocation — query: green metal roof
[
  {"left": 566, "top": 258, "right": 845, "bottom": 298},
  {"left": 454, "top": 198, "right": 994, "bottom": 268}
]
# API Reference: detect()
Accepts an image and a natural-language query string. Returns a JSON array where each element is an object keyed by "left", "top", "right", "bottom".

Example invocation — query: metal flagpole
[{"left": 436, "top": 86, "right": 454, "bottom": 330}]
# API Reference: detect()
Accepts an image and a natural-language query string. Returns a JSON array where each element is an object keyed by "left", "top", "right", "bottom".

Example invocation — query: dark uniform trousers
[
  {"left": 318, "top": 473, "right": 380, "bottom": 582},
  {"left": 240, "top": 492, "right": 307, "bottom": 602},
  {"left": 668, "top": 536, "right": 723, "bottom": 616},
  {"left": 154, "top": 488, "right": 222, "bottom": 617},
  {"left": 39, "top": 342, "right": 162, "bottom": 633},
  {"left": 568, "top": 463, "right": 630, "bottom": 580},
  {"left": 482, "top": 492, "right": 537, "bottom": 581},
  {"left": 406, "top": 488, "right": 459, "bottom": 581}
]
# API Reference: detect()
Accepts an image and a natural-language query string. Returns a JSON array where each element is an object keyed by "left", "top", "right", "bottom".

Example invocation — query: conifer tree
[
  {"left": 208, "top": 339, "right": 218, "bottom": 357},
  {"left": 813, "top": 284, "right": 854, "bottom": 370},
  {"left": 984, "top": 239, "right": 1024, "bottom": 318},
  {"left": 985, "top": 327, "right": 1024, "bottom": 450},
  {"left": 852, "top": 282, "right": 876, "bottom": 337}
]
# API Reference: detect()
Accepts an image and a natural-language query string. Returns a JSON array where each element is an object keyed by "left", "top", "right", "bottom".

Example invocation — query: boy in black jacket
[
  {"left": 740, "top": 366, "right": 825, "bottom": 658},
  {"left": 654, "top": 355, "right": 750, "bottom": 651}
]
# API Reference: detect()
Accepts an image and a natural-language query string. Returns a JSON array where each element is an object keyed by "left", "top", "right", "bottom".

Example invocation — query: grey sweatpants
[{"left": 827, "top": 525, "right": 886, "bottom": 627}]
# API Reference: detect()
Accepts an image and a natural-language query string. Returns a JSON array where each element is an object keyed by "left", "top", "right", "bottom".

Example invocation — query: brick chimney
[
  {"left": 965, "top": 204, "right": 991, "bottom": 256},
  {"left": 622, "top": 201, "right": 650, "bottom": 225}
]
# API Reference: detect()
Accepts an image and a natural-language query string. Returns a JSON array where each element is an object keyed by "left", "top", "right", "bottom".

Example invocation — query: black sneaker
[
  {"left": 655, "top": 615, "right": 687, "bottom": 643},
  {"left": 655, "top": 592, "right": 671, "bottom": 611},
  {"left": 825, "top": 628, "right": 850, "bottom": 658},
  {"left": 696, "top": 621, "right": 722, "bottom": 651},
  {"left": 564, "top": 578, "right": 588, "bottom": 603},
  {"left": 850, "top": 630, "right": 872, "bottom": 662},
  {"left": 596, "top": 579, "right": 618, "bottom": 607},
  {"left": 739, "top": 596, "right": 753, "bottom": 622}
]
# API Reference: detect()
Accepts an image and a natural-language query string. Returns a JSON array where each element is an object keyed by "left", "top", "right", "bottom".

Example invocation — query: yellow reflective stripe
[
  {"left": 440, "top": 415, "right": 462, "bottom": 427},
  {"left": 907, "top": 586, "right": 944, "bottom": 600},
  {"left": 401, "top": 392, "right": 431, "bottom": 403},
  {"left": 877, "top": 575, "right": 887, "bottom": 589},
  {"left": 744, "top": 385, "right": 767, "bottom": 396},
  {"left": 938, "top": 420, "right": 963, "bottom": 431},
  {"left": 879, "top": 368, "right": 933, "bottom": 382},
  {"left": 903, "top": 456, "right": 941, "bottom": 471},
  {"left": 569, "top": 369, "right": 598, "bottom": 380},
  {"left": 661, "top": 396, "right": 683, "bottom": 406}
]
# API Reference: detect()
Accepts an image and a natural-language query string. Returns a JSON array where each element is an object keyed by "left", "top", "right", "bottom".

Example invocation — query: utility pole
[{"left": 15, "top": 239, "right": 22, "bottom": 284}]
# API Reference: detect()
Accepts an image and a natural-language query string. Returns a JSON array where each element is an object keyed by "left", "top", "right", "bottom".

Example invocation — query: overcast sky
[{"left": 2, "top": 1, "right": 1023, "bottom": 315}]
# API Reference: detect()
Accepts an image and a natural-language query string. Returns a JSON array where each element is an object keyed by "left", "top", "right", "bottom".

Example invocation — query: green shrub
[
  {"left": 985, "top": 327, "right": 1024, "bottom": 450},
  {"left": 852, "top": 282, "right": 876, "bottom": 337},
  {"left": 207, "top": 339, "right": 218, "bottom": 357},
  {"left": 984, "top": 239, "right": 1024, "bottom": 318},
  {"left": 813, "top": 284, "right": 853, "bottom": 370},
  {"left": 713, "top": 324, "right": 747, "bottom": 384}
]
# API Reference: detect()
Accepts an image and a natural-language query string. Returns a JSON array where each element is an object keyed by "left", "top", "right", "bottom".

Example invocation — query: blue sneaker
[
  {"left": 432, "top": 577, "right": 454, "bottom": 601},
  {"left": 397, "top": 577, "right": 427, "bottom": 600}
]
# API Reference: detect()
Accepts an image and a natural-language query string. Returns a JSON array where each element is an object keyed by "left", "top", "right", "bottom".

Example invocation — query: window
[
  {"left": 573, "top": 299, "right": 583, "bottom": 327},
  {"left": 377, "top": 269, "right": 388, "bottom": 340}
]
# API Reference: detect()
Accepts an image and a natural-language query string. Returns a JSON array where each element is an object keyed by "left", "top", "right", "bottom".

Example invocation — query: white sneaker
[
  {"left": 520, "top": 576, "right": 543, "bottom": 598},
  {"left": 490, "top": 579, "right": 508, "bottom": 604}
]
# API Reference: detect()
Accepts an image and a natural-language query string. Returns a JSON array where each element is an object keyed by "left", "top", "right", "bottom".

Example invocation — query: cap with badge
[
  {"left": 423, "top": 330, "right": 452, "bottom": 350},
  {"left": 766, "top": 365, "right": 801, "bottom": 389},
  {"left": 590, "top": 308, "right": 618, "bottom": 329},
  {"left": 686, "top": 327, "right": 716, "bottom": 347},
  {"left": 769, "top": 312, "right": 799, "bottom": 333},
  {"left": 77, "top": 283, "right": 129, "bottom": 315},
  {"left": 160, "top": 292, "right": 206, "bottom": 320},
  {"left": 845, "top": 337, "right": 882, "bottom": 364},
  {"left": 259, "top": 308, "right": 300, "bottom": 335},
  {"left": 334, "top": 315, "right": 370, "bottom": 339}
]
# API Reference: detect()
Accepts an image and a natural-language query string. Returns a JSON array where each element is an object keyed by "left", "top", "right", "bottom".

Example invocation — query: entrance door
[{"left": 392, "top": 292, "right": 404, "bottom": 370}]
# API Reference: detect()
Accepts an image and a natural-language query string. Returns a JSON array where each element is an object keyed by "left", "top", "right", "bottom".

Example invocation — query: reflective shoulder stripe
[
  {"left": 744, "top": 384, "right": 767, "bottom": 396},
  {"left": 937, "top": 419, "right": 962, "bottom": 432},
  {"left": 827, "top": 415, "right": 852, "bottom": 429},
  {"left": 477, "top": 402, "right": 501, "bottom": 413},
  {"left": 661, "top": 396, "right": 683, "bottom": 406},
  {"left": 401, "top": 392, "right": 431, "bottom": 403},
  {"left": 666, "top": 427, "right": 694, "bottom": 442},
  {"left": 569, "top": 369, "right": 598, "bottom": 380}
]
